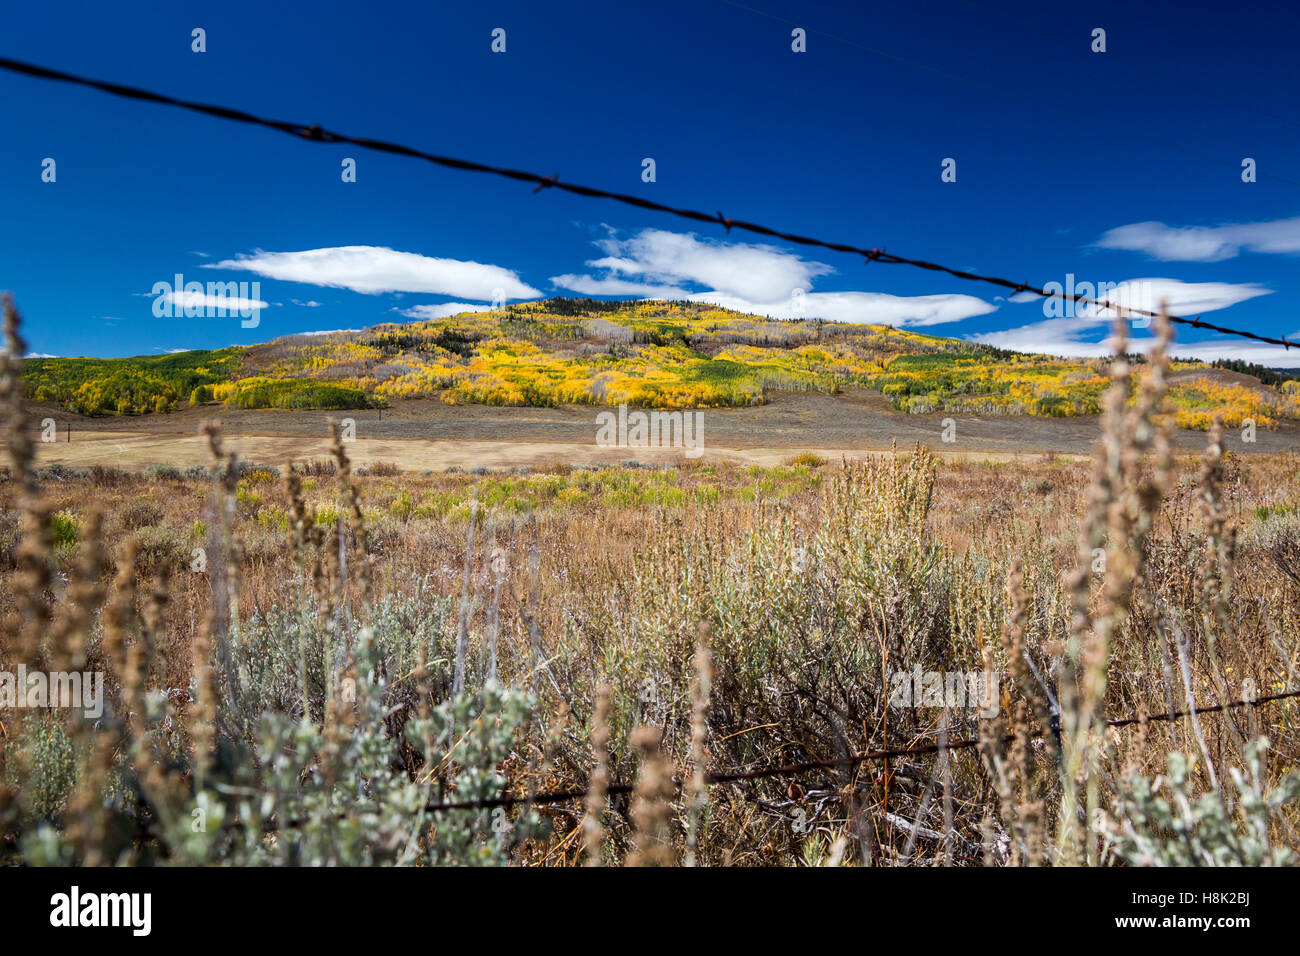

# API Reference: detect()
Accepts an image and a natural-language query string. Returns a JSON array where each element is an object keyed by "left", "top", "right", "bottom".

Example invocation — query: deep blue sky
[{"left": 2, "top": 0, "right": 1297, "bottom": 364}]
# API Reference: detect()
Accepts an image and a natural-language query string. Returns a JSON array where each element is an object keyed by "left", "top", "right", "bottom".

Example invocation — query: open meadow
[{"left": 4, "top": 298, "right": 1300, "bottom": 867}]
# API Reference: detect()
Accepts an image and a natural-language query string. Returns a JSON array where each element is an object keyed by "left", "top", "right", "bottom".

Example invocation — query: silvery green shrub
[
  {"left": 1102, "top": 739, "right": 1300, "bottom": 866},
  {"left": 3, "top": 717, "right": 75, "bottom": 819},
  {"left": 16, "top": 584, "right": 546, "bottom": 866}
]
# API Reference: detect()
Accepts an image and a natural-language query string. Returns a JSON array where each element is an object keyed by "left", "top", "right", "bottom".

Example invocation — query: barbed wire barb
[
  {"left": 1, "top": 56, "right": 1296, "bottom": 351},
  {"left": 409, "top": 687, "right": 1300, "bottom": 815}
]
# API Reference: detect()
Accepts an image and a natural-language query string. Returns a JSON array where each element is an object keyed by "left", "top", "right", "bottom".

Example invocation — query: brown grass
[{"left": 2, "top": 296, "right": 1300, "bottom": 866}]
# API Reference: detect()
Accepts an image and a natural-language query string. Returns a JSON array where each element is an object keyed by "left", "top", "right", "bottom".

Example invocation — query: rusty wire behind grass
[{"left": 406, "top": 687, "right": 1300, "bottom": 814}]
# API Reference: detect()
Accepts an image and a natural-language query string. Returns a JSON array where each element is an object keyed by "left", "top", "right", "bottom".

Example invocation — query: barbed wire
[
  {"left": 138, "top": 677, "right": 1299, "bottom": 849},
  {"left": 0, "top": 56, "right": 1294, "bottom": 352},
  {"left": 414, "top": 687, "right": 1300, "bottom": 814}
]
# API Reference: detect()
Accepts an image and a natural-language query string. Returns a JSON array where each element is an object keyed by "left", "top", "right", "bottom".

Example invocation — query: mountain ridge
[{"left": 21, "top": 298, "right": 1300, "bottom": 430}]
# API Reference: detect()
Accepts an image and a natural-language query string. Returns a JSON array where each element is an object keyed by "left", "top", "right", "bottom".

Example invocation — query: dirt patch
[
  {"left": 26, "top": 431, "right": 1083, "bottom": 472},
  {"left": 16, "top": 389, "right": 1300, "bottom": 471}
]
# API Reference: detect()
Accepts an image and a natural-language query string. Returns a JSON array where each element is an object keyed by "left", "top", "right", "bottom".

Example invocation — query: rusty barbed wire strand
[
  {"left": 144, "top": 683, "right": 1298, "bottom": 846},
  {"left": 408, "top": 687, "right": 1300, "bottom": 814},
  {"left": 0, "top": 56, "right": 1294, "bottom": 352}
]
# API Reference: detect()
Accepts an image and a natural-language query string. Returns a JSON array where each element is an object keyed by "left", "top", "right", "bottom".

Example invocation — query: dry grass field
[
  {"left": 24, "top": 387, "right": 1300, "bottom": 474},
  {"left": 4, "top": 299, "right": 1300, "bottom": 866}
]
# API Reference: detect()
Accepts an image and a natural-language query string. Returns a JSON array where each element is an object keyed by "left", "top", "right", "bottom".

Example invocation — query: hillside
[{"left": 21, "top": 298, "right": 1300, "bottom": 429}]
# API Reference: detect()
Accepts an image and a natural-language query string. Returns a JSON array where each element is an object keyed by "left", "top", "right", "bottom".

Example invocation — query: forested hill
[{"left": 21, "top": 299, "right": 1300, "bottom": 429}]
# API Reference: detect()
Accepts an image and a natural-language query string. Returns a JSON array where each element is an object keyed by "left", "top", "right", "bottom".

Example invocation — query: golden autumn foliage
[
  {"left": 22, "top": 299, "right": 1300, "bottom": 428},
  {"left": 1164, "top": 375, "right": 1300, "bottom": 430}
]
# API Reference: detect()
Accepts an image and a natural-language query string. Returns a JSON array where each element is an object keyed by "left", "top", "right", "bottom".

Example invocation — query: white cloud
[
  {"left": 566, "top": 228, "right": 833, "bottom": 303},
  {"left": 970, "top": 278, "right": 1291, "bottom": 363},
  {"left": 24, "top": 352, "right": 58, "bottom": 358},
  {"left": 682, "top": 290, "right": 996, "bottom": 326},
  {"left": 549, "top": 274, "right": 689, "bottom": 298},
  {"left": 550, "top": 228, "right": 995, "bottom": 327},
  {"left": 208, "top": 246, "right": 540, "bottom": 300},
  {"left": 397, "top": 302, "right": 503, "bottom": 320},
  {"left": 1072, "top": 278, "right": 1272, "bottom": 318},
  {"left": 1095, "top": 216, "right": 1300, "bottom": 262},
  {"left": 292, "top": 299, "right": 324, "bottom": 308},
  {"left": 1165, "top": 341, "right": 1300, "bottom": 368},
  {"left": 159, "top": 290, "right": 269, "bottom": 313},
  {"left": 969, "top": 319, "right": 1116, "bottom": 357}
]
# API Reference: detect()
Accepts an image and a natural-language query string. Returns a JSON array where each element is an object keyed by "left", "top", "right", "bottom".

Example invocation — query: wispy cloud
[
  {"left": 209, "top": 246, "right": 541, "bottom": 300},
  {"left": 548, "top": 274, "right": 689, "bottom": 298},
  {"left": 970, "top": 318, "right": 1300, "bottom": 366},
  {"left": 1164, "top": 341, "right": 1300, "bottom": 368},
  {"left": 158, "top": 290, "right": 269, "bottom": 313},
  {"left": 681, "top": 290, "right": 995, "bottom": 326},
  {"left": 1095, "top": 216, "right": 1300, "bottom": 262},
  {"left": 566, "top": 228, "right": 832, "bottom": 302},
  {"left": 1073, "top": 278, "right": 1272, "bottom": 317},
  {"left": 969, "top": 277, "right": 1287, "bottom": 362},
  {"left": 550, "top": 228, "right": 996, "bottom": 326}
]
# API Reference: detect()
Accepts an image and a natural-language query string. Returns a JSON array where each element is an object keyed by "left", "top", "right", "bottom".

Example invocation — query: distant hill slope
[{"left": 21, "top": 298, "right": 1300, "bottom": 429}]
